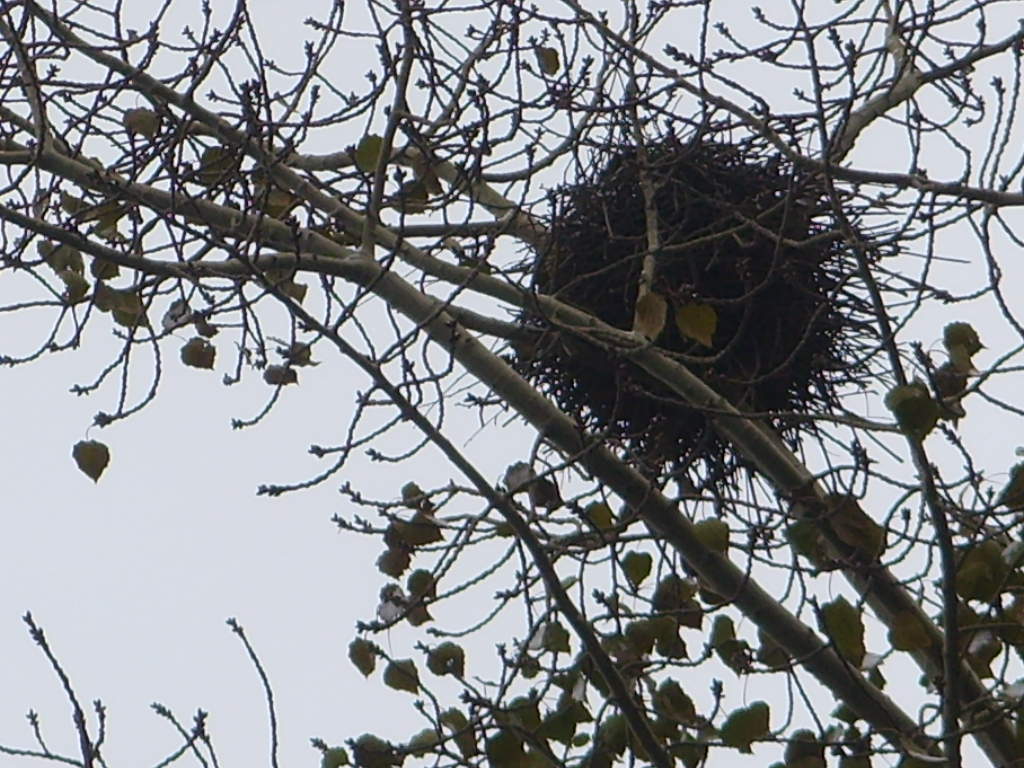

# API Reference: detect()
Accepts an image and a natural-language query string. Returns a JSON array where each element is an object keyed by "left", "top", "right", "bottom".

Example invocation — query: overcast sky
[{"left": 3, "top": 2, "right": 1024, "bottom": 768}]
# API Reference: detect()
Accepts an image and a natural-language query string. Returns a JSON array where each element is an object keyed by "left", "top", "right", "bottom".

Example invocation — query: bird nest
[{"left": 513, "top": 136, "right": 880, "bottom": 486}]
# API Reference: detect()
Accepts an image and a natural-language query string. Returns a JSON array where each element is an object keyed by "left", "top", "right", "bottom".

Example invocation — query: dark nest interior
[{"left": 512, "top": 135, "right": 882, "bottom": 488}]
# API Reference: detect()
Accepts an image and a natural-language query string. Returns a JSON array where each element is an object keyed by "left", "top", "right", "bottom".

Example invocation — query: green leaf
[
  {"left": 388, "top": 179, "right": 429, "bottom": 213},
  {"left": 406, "top": 728, "right": 440, "bottom": 757},
  {"left": 382, "top": 659, "right": 419, "bottom": 694},
  {"left": 957, "top": 540, "right": 1008, "bottom": 602},
  {"left": 888, "top": 610, "right": 932, "bottom": 651},
  {"left": 652, "top": 574, "right": 699, "bottom": 623},
  {"left": 440, "top": 708, "right": 478, "bottom": 758},
  {"left": 826, "top": 495, "right": 885, "bottom": 561},
  {"left": 72, "top": 440, "right": 110, "bottom": 482},
  {"left": 832, "top": 702, "right": 859, "bottom": 724},
  {"left": 401, "top": 481, "right": 426, "bottom": 508},
  {"left": 965, "top": 627, "right": 1000, "bottom": 678},
  {"left": 393, "top": 511, "right": 443, "bottom": 546},
  {"left": 351, "top": 734, "right": 401, "bottom": 768},
  {"left": 673, "top": 733, "right": 709, "bottom": 768},
  {"left": 785, "top": 729, "right": 825, "bottom": 768},
  {"left": 497, "top": 695, "right": 541, "bottom": 733},
  {"left": 786, "top": 519, "right": 830, "bottom": 569},
  {"left": 534, "top": 46, "right": 560, "bottom": 75},
  {"left": 376, "top": 546, "right": 410, "bottom": 578},
  {"left": 321, "top": 746, "right": 350, "bottom": 768},
  {"left": 255, "top": 185, "right": 298, "bottom": 219},
  {"left": 583, "top": 501, "right": 615, "bottom": 532},
  {"left": 355, "top": 134, "right": 384, "bottom": 174},
  {"left": 89, "top": 256, "right": 119, "bottom": 281},
  {"left": 675, "top": 302, "right": 718, "bottom": 347},
  {"left": 542, "top": 621, "right": 571, "bottom": 654},
  {"left": 106, "top": 288, "right": 147, "bottom": 328},
  {"left": 884, "top": 381, "right": 940, "bottom": 439},
  {"left": 997, "top": 463, "right": 1024, "bottom": 510},
  {"left": 595, "top": 714, "right": 628, "bottom": 756},
  {"left": 756, "top": 628, "right": 791, "bottom": 670},
  {"left": 624, "top": 619, "right": 657, "bottom": 656},
  {"left": 348, "top": 637, "right": 377, "bottom": 677},
  {"left": 426, "top": 642, "right": 465, "bottom": 678},
  {"left": 486, "top": 730, "right": 527, "bottom": 768},
  {"left": 652, "top": 616, "right": 688, "bottom": 658},
  {"left": 943, "top": 321, "right": 984, "bottom": 356},
  {"left": 653, "top": 679, "right": 696, "bottom": 723},
  {"left": 721, "top": 701, "right": 770, "bottom": 753},
  {"left": 711, "top": 615, "right": 750, "bottom": 674},
  {"left": 39, "top": 241, "right": 84, "bottom": 274},
  {"left": 406, "top": 568, "right": 436, "bottom": 601},
  {"left": 621, "top": 550, "right": 653, "bottom": 589},
  {"left": 693, "top": 518, "right": 729, "bottom": 554},
  {"left": 538, "top": 705, "right": 577, "bottom": 746},
  {"left": 58, "top": 269, "right": 89, "bottom": 304},
  {"left": 821, "top": 596, "right": 865, "bottom": 667}
]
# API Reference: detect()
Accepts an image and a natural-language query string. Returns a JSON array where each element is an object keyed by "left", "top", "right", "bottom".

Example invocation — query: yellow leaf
[
  {"left": 255, "top": 186, "right": 298, "bottom": 219},
  {"left": 633, "top": 291, "right": 667, "bottom": 340},
  {"left": 355, "top": 134, "right": 384, "bottom": 174},
  {"left": 196, "top": 147, "right": 238, "bottom": 187},
  {"left": 675, "top": 302, "right": 717, "bottom": 347},
  {"left": 888, "top": 610, "right": 932, "bottom": 651}
]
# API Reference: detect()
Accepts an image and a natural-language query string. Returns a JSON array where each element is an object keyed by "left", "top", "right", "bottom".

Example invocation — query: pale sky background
[{"left": 3, "top": 2, "right": 1024, "bottom": 768}]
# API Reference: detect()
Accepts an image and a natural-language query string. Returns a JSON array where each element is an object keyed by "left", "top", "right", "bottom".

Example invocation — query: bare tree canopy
[{"left": 3, "top": 1, "right": 1024, "bottom": 767}]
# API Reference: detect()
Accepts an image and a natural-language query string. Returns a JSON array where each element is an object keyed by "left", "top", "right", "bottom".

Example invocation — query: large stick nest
[{"left": 513, "top": 136, "right": 880, "bottom": 485}]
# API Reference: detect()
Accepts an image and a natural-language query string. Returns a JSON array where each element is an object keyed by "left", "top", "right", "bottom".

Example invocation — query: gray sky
[{"left": 3, "top": 2, "right": 1024, "bottom": 767}]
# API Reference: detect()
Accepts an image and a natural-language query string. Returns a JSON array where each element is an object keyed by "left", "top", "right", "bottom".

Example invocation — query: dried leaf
[
  {"left": 180, "top": 337, "right": 216, "bottom": 369},
  {"left": 72, "top": 440, "right": 110, "bottom": 482},
  {"left": 535, "top": 46, "right": 560, "bottom": 75},
  {"left": 633, "top": 291, "right": 667, "bottom": 340},
  {"left": 196, "top": 147, "right": 238, "bottom": 187},
  {"left": 123, "top": 107, "right": 160, "bottom": 138},
  {"left": 263, "top": 365, "right": 298, "bottom": 386}
]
